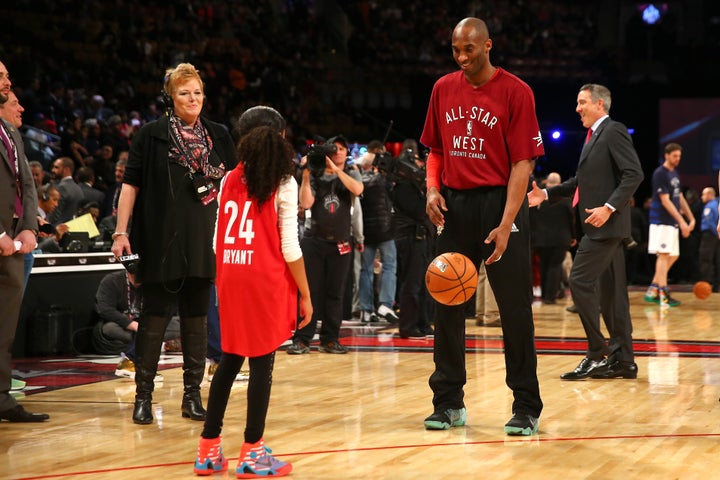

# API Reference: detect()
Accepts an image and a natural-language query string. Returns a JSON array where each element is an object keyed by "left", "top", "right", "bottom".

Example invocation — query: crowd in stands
[
  {"left": 1, "top": 0, "right": 609, "bottom": 150},
  {"left": 2, "top": 0, "right": 716, "bottom": 284}
]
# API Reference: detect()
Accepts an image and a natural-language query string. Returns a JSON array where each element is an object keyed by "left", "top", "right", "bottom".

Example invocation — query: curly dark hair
[{"left": 237, "top": 126, "right": 295, "bottom": 208}]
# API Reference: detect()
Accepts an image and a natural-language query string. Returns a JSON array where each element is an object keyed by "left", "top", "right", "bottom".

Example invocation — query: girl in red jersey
[{"left": 193, "top": 106, "right": 311, "bottom": 478}]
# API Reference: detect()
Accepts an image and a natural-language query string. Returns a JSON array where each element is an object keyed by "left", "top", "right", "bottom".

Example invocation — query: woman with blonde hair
[{"left": 111, "top": 63, "right": 237, "bottom": 424}]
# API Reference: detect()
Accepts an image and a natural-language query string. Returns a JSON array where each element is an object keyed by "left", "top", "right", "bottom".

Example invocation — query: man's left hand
[
  {"left": 485, "top": 224, "right": 511, "bottom": 264},
  {"left": 16, "top": 230, "right": 38, "bottom": 254},
  {"left": 584, "top": 205, "right": 612, "bottom": 228}
]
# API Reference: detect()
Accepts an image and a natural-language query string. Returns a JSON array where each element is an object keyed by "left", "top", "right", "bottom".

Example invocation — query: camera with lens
[
  {"left": 119, "top": 253, "right": 141, "bottom": 275},
  {"left": 373, "top": 149, "right": 426, "bottom": 191},
  {"left": 305, "top": 143, "right": 337, "bottom": 177}
]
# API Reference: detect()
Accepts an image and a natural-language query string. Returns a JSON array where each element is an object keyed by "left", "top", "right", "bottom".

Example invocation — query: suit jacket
[
  {"left": 49, "top": 176, "right": 84, "bottom": 225},
  {"left": 548, "top": 118, "right": 643, "bottom": 240},
  {"left": 0, "top": 119, "right": 38, "bottom": 237},
  {"left": 79, "top": 182, "right": 106, "bottom": 206}
]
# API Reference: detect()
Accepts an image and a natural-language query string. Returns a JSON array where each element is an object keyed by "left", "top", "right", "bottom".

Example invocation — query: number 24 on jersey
[{"left": 223, "top": 200, "right": 256, "bottom": 245}]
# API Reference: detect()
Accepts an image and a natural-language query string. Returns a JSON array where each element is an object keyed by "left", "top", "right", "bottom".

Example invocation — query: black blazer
[
  {"left": 547, "top": 117, "right": 643, "bottom": 240},
  {"left": 124, "top": 115, "right": 237, "bottom": 284}
]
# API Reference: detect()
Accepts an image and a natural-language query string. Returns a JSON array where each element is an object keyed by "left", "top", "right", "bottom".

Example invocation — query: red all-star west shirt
[{"left": 421, "top": 68, "right": 544, "bottom": 190}]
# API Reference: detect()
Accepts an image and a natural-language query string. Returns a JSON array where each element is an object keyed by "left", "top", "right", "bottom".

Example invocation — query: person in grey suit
[
  {"left": 528, "top": 83, "right": 643, "bottom": 380},
  {"left": 0, "top": 60, "right": 49, "bottom": 422},
  {"left": 49, "top": 156, "right": 84, "bottom": 225}
]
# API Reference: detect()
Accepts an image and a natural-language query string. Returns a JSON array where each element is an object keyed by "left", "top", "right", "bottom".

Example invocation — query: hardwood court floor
[{"left": 3, "top": 290, "right": 720, "bottom": 479}]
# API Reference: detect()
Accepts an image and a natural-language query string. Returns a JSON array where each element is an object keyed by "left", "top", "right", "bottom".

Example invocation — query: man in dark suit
[
  {"left": 76, "top": 166, "right": 106, "bottom": 206},
  {"left": 530, "top": 172, "right": 575, "bottom": 304},
  {"left": 528, "top": 83, "right": 643, "bottom": 380},
  {"left": 0, "top": 60, "right": 49, "bottom": 422}
]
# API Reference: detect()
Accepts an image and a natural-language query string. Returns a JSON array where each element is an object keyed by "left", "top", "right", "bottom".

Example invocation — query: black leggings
[{"left": 201, "top": 351, "right": 275, "bottom": 444}]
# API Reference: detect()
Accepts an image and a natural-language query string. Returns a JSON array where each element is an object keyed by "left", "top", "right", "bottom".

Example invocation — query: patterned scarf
[{"left": 168, "top": 114, "right": 225, "bottom": 179}]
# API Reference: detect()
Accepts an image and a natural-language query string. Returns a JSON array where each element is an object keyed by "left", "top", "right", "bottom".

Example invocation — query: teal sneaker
[
  {"left": 10, "top": 378, "right": 26, "bottom": 391},
  {"left": 644, "top": 292, "right": 659, "bottom": 303},
  {"left": 424, "top": 408, "right": 466, "bottom": 430},
  {"left": 504, "top": 413, "right": 539, "bottom": 436}
]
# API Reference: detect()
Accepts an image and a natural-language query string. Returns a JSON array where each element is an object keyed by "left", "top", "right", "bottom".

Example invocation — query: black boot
[
  {"left": 132, "top": 315, "right": 168, "bottom": 425},
  {"left": 132, "top": 397, "right": 153, "bottom": 425},
  {"left": 180, "top": 315, "right": 208, "bottom": 421},
  {"left": 181, "top": 390, "right": 206, "bottom": 420}
]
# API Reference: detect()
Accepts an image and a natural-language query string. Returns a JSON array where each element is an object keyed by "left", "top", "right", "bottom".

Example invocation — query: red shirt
[
  {"left": 420, "top": 68, "right": 544, "bottom": 189},
  {"left": 215, "top": 165, "right": 297, "bottom": 357}
]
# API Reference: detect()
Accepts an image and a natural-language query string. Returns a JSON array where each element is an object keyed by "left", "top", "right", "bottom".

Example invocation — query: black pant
[
  {"left": 395, "top": 232, "right": 433, "bottom": 334},
  {"left": 202, "top": 352, "right": 274, "bottom": 444},
  {"left": 536, "top": 246, "right": 566, "bottom": 302},
  {"left": 429, "top": 187, "right": 542, "bottom": 418},
  {"left": 293, "top": 236, "right": 352, "bottom": 344},
  {"left": 570, "top": 236, "right": 633, "bottom": 362},
  {"left": 699, "top": 231, "right": 720, "bottom": 291}
]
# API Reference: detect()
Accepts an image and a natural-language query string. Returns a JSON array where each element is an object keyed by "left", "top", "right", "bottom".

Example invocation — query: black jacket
[{"left": 124, "top": 115, "right": 237, "bottom": 284}]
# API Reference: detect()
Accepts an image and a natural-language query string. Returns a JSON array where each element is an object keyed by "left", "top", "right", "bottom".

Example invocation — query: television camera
[
  {"left": 305, "top": 142, "right": 337, "bottom": 177},
  {"left": 373, "top": 149, "right": 426, "bottom": 191}
]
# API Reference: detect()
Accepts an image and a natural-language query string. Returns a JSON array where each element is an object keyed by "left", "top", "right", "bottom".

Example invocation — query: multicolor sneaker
[
  {"left": 236, "top": 370, "right": 250, "bottom": 382},
  {"left": 194, "top": 436, "right": 228, "bottom": 476},
  {"left": 236, "top": 438, "right": 292, "bottom": 478},
  {"left": 644, "top": 285, "right": 659, "bottom": 304},
  {"left": 504, "top": 413, "right": 539, "bottom": 436},
  {"left": 424, "top": 407, "right": 466, "bottom": 430},
  {"left": 660, "top": 288, "right": 681, "bottom": 307}
]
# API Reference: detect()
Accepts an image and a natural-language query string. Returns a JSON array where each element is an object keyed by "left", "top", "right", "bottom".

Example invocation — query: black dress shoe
[
  {"left": 560, "top": 357, "right": 608, "bottom": 380},
  {"left": 565, "top": 304, "right": 579, "bottom": 313},
  {"left": 399, "top": 328, "right": 427, "bottom": 339},
  {"left": 590, "top": 360, "right": 638, "bottom": 379},
  {"left": 0, "top": 405, "right": 50, "bottom": 422}
]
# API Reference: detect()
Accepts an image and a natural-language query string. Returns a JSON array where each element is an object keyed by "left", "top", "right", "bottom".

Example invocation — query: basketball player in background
[
  {"left": 193, "top": 106, "right": 311, "bottom": 478},
  {"left": 421, "top": 17, "right": 543, "bottom": 435}
]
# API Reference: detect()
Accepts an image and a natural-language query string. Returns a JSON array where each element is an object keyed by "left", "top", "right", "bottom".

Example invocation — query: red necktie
[
  {"left": 572, "top": 129, "right": 593, "bottom": 207},
  {"left": 0, "top": 125, "right": 23, "bottom": 217}
]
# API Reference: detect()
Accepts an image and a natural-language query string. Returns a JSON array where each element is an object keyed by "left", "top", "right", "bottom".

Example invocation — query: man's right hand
[
  {"left": 426, "top": 186, "right": 447, "bottom": 227},
  {"left": 680, "top": 221, "right": 691, "bottom": 238},
  {"left": 526, "top": 181, "right": 546, "bottom": 207}
]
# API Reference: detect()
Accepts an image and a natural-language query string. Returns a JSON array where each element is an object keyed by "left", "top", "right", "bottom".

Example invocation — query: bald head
[
  {"left": 545, "top": 172, "right": 561, "bottom": 187},
  {"left": 454, "top": 17, "right": 489, "bottom": 40},
  {"left": 701, "top": 186, "right": 716, "bottom": 204},
  {"left": 451, "top": 18, "right": 494, "bottom": 86}
]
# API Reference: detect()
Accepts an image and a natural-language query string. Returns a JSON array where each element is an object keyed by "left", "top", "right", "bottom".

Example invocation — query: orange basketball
[
  {"left": 693, "top": 281, "right": 712, "bottom": 300},
  {"left": 425, "top": 252, "right": 478, "bottom": 306}
]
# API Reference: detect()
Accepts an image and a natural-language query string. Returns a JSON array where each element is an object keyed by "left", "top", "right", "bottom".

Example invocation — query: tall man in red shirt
[{"left": 422, "top": 17, "right": 543, "bottom": 436}]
